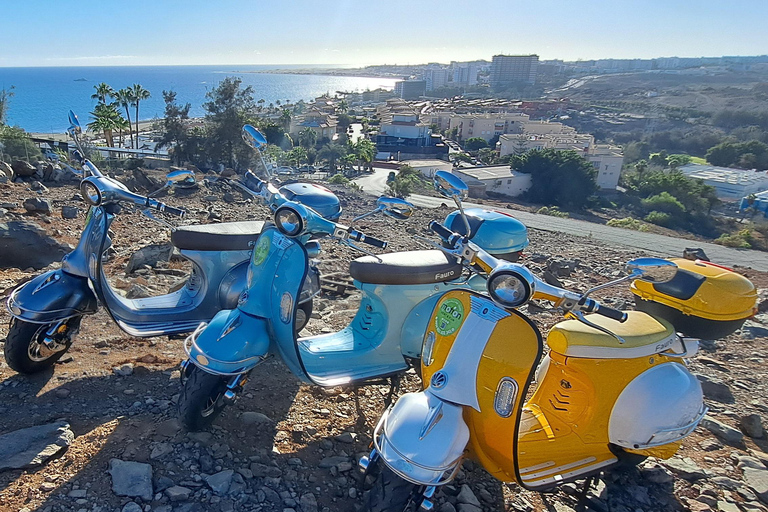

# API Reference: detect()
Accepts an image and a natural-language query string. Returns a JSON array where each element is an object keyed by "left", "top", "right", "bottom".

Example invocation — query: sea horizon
[{"left": 0, "top": 65, "right": 397, "bottom": 133}]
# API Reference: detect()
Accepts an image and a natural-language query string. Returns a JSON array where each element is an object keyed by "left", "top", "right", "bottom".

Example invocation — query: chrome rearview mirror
[
  {"left": 377, "top": 196, "right": 414, "bottom": 220},
  {"left": 166, "top": 169, "right": 196, "bottom": 188},
  {"left": 433, "top": 170, "right": 471, "bottom": 236},
  {"left": 626, "top": 258, "right": 678, "bottom": 283},
  {"left": 242, "top": 124, "right": 268, "bottom": 151},
  {"left": 434, "top": 170, "right": 468, "bottom": 201},
  {"left": 68, "top": 110, "right": 82, "bottom": 134}
]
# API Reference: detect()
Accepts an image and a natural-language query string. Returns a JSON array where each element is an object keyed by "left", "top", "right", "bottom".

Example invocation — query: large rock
[
  {"left": 743, "top": 467, "right": 768, "bottom": 504},
  {"left": 11, "top": 159, "right": 36, "bottom": 177},
  {"left": 0, "top": 220, "right": 72, "bottom": 269},
  {"left": 125, "top": 243, "right": 173, "bottom": 274},
  {"left": 109, "top": 459, "right": 153, "bottom": 501},
  {"left": 696, "top": 374, "right": 735, "bottom": 403},
  {"left": 741, "top": 414, "right": 765, "bottom": 438},
  {"left": 701, "top": 416, "right": 744, "bottom": 446},
  {"left": 23, "top": 197, "right": 52, "bottom": 214},
  {"left": 205, "top": 469, "right": 234, "bottom": 495},
  {"left": 0, "top": 421, "right": 75, "bottom": 471},
  {"left": 0, "top": 161, "right": 13, "bottom": 180}
]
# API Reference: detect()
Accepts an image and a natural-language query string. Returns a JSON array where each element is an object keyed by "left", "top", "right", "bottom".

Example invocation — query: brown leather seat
[
  {"left": 349, "top": 250, "right": 463, "bottom": 285},
  {"left": 171, "top": 221, "right": 265, "bottom": 251}
]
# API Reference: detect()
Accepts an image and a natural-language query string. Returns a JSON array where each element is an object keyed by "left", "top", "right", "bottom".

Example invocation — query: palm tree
[
  {"left": 337, "top": 99, "right": 349, "bottom": 114},
  {"left": 91, "top": 82, "right": 114, "bottom": 104},
  {"left": 88, "top": 103, "right": 121, "bottom": 147},
  {"left": 298, "top": 127, "right": 317, "bottom": 150},
  {"left": 115, "top": 115, "right": 131, "bottom": 150},
  {"left": 130, "top": 84, "right": 151, "bottom": 147},
  {"left": 352, "top": 139, "right": 376, "bottom": 171},
  {"left": 279, "top": 109, "right": 292, "bottom": 132},
  {"left": 318, "top": 143, "right": 346, "bottom": 174},
  {"left": 114, "top": 88, "right": 135, "bottom": 148}
]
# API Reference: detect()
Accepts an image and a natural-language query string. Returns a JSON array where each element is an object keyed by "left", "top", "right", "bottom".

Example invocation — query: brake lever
[
  {"left": 140, "top": 208, "right": 177, "bottom": 231},
  {"left": 339, "top": 238, "right": 383, "bottom": 262},
  {"left": 412, "top": 235, "right": 463, "bottom": 264},
  {"left": 569, "top": 310, "right": 626, "bottom": 344}
]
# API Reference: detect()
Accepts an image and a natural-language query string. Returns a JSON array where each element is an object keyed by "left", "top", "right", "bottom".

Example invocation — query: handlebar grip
[
  {"left": 595, "top": 304, "right": 628, "bottom": 322},
  {"left": 243, "top": 170, "right": 263, "bottom": 192},
  {"left": 349, "top": 230, "right": 387, "bottom": 249},
  {"left": 429, "top": 220, "right": 455, "bottom": 240},
  {"left": 159, "top": 203, "right": 186, "bottom": 218}
]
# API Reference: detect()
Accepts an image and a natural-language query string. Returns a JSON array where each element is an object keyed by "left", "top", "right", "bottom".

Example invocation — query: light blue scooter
[
  {"left": 4, "top": 115, "right": 327, "bottom": 375},
  {"left": 178, "top": 129, "right": 490, "bottom": 431}
]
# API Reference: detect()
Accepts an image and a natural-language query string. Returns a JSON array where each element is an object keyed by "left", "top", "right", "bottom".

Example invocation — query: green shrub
[
  {"left": 640, "top": 192, "right": 685, "bottom": 215},
  {"left": 644, "top": 211, "right": 673, "bottom": 227},
  {"left": 536, "top": 206, "right": 569, "bottom": 218},
  {"left": 715, "top": 229, "right": 753, "bottom": 248},
  {"left": 327, "top": 174, "right": 349, "bottom": 185},
  {"left": 606, "top": 217, "right": 650, "bottom": 231}
]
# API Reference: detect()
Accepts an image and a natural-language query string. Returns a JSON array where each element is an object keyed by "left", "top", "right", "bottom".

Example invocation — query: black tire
[
  {"left": 367, "top": 464, "right": 422, "bottom": 512},
  {"left": 4, "top": 317, "right": 80, "bottom": 374},
  {"left": 295, "top": 298, "right": 313, "bottom": 333},
  {"left": 178, "top": 365, "right": 229, "bottom": 431}
]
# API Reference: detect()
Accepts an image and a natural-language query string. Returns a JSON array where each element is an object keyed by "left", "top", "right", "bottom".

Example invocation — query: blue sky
[{"left": 1, "top": 0, "right": 766, "bottom": 67}]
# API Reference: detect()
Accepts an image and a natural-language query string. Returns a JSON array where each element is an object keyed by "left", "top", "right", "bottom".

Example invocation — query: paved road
[{"left": 355, "top": 168, "right": 768, "bottom": 271}]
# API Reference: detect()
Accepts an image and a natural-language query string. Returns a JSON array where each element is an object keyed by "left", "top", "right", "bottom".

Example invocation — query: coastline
[{"left": 246, "top": 68, "right": 403, "bottom": 80}]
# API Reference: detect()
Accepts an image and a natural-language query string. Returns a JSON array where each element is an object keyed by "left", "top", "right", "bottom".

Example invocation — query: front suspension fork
[{"left": 179, "top": 359, "right": 250, "bottom": 403}]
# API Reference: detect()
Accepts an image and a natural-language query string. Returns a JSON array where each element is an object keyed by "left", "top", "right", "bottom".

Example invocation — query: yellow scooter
[{"left": 359, "top": 173, "right": 756, "bottom": 511}]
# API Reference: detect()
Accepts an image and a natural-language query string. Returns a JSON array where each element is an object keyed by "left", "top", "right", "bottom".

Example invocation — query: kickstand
[
  {"left": 384, "top": 374, "right": 401, "bottom": 408},
  {"left": 572, "top": 475, "right": 599, "bottom": 511}
]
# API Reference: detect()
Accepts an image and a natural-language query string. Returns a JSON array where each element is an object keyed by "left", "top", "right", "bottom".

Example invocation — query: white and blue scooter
[{"left": 177, "top": 130, "right": 500, "bottom": 430}]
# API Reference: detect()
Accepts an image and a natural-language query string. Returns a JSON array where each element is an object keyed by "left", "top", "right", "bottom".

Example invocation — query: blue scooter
[
  {"left": 178, "top": 129, "right": 492, "bottom": 430},
  {"left": 4, "top": 114, "right": 326, "bottom": 374}
]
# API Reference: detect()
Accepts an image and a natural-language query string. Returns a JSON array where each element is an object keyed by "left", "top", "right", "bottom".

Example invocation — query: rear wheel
[
  {"left": 178, "top": 365, "right": 229, "bottom": 431},
  {"left": 368, "top": 464, "right": 423, "bottom": 512},
  {"left": 4, "top": 317, "right": 81, "bottom": 374}
]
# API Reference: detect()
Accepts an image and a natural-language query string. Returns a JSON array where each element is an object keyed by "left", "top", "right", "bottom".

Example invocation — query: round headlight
[
  {"left": 487, "top": 269, "right": 532, "bottom": 308},
  {"left": 275, "top": 206, "right": 304, "bottom": 237},
  {"left": 80, "top": 180, "right": 102, "bottom": 206}
]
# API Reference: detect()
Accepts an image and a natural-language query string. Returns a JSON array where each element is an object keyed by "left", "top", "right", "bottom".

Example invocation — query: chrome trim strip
[{"left": 183, "top": 323, "right": 265, "bottom": 376}]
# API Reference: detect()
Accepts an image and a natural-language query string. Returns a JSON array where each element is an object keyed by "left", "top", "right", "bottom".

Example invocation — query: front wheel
[
  {"left": 295, "top": 299, "right": 313, "bottom": 333},
  {"left": 4, "top": 317, "right": 81, "bottom": 374},
  {"left": 178, "top": 365, "right": 230, "bottom": 431},
  {"left": 367, "top": 463, "right": 424, "bottom": 512}
]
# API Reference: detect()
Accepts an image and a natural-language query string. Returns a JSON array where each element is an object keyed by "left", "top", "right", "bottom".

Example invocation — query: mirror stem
[
  {"left": 454, "top": 196, "right": 472, "bottom": 238},
  {"left": 351, "top": 207, "right": 383, "bottom": 225}
]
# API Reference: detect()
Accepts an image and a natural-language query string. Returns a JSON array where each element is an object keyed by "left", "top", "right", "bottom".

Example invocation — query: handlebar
[
  {"left": 156, "top": 203, "right": 186, "bottom": 218},
  {"left": 348, "top": 229, "right": 387, "bottom": 249},
  {"left": 429, "top": 220, "right": 455, "bottom": 240},
  {"left": 578, "top": 298, "right": 628, "bottom": 322}
]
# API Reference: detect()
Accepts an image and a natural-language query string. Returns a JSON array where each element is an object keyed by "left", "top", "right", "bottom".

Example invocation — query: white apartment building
[
  {"left": 453, "top": 166, "right": 532, "bottom": 198},
  {"left": 423, "top": 68, "right": 450, "bottom": 91},
  {"left": 425, "top": 112, "right": 531, "bottom": 142},
  {"left": 498, "top": 132, "right": 624, "bottom": 190},
  {"left": 405, "top": 159, "right": 454, "bottom": 178}
]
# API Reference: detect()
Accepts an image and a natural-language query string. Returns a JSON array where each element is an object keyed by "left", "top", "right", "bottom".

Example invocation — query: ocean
[{"left": 0, "top": 65, "right": 397, "bottom": 133}]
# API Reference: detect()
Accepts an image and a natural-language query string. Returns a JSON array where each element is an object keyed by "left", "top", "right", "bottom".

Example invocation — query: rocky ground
[{"left": 1, "top": 161, "right": 768, "bottom": 512}]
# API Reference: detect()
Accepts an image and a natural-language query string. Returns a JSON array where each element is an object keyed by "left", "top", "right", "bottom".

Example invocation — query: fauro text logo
[{"left": 435, "top": 270, "right": 456, "bottom": 281}]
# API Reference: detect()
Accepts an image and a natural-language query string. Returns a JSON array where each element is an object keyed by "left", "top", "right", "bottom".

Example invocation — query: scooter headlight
[
  {"left": 80, "top": 179, "right": 102, "bottom": 206},
  {"left": 487, "top": 265, "right": 533, "bottom": 308},
  {"left": 275, "top": 206, "right": 304, "bottom": 237}
]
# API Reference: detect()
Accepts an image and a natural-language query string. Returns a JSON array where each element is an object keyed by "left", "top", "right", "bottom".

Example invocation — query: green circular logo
[
  {"left": 435, "top": 298, "right": 464, "bottom": 336},
  {"left": 252, "top": 236, "right": 270, "bottom": 266}
]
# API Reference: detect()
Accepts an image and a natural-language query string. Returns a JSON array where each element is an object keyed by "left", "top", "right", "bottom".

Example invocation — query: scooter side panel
[
  {"left": 421, "top": 290, "right": 543, "bottom": 485},
  {"left": 239, "top": 227, "right": 308, "bottom": 379},
  {"left": 7, "top": 269, "right": 98, "bottom": 324}
]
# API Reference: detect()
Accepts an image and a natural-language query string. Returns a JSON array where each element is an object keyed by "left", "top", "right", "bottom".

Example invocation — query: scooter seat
[
  {"left": 547, "top": 311, "right": 676, "bottom": 359},
  {"left": 171, "top": 221, "right": 265, "bottom": 251},
  {"left": 349, "top": 249, "right": 463, "bottom": 285}
]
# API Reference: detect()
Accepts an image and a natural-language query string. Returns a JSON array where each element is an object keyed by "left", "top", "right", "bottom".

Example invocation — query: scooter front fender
[
  {"left": 375, "top": 390, "right": 469, "bottom": 486},
  {"left": 184, "top": 308, "right": 270, "bottom": 375},
  {"left": 7, "top": 269, "right": 98, "bottom": 324}
]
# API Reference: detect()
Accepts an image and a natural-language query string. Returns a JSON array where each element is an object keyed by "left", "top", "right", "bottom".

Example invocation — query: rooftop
[
  {"left": 454, "top": 165, "right": 524, "bottom": 181},
  {"left": 680, "top": 164, "right": 768, "bottom": 186}
]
